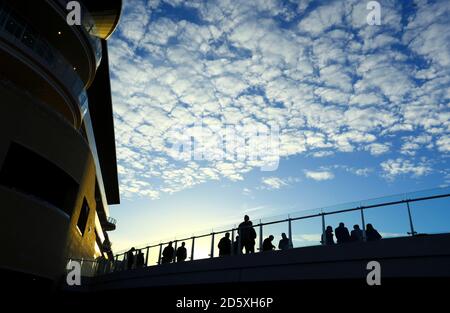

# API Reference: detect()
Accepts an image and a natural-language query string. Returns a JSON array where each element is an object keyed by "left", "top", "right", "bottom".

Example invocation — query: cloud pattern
[{"left": 109, "top": 0, "right": 450, "bottom": 199}]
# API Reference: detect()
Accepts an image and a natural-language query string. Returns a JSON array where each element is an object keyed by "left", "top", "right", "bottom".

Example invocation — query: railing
[
  {"left": 107, "top": 217, "right": 117, "bottom": 225},
  {"left": 0, "top": 1, "right": 96, "bottom": 121},
  {"left": 74, "top": 187, "right": 450, "bottom": 276}
]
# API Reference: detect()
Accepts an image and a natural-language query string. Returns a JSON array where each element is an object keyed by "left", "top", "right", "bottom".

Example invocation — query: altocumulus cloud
[
  {"left": 304, "top": 170, "right": 335, "bottom": 181},
  {"left": 109, "top": 0, "right": 450, "bottom": 199}
]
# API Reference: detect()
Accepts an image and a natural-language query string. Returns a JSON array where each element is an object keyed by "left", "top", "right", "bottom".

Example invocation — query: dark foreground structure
[
  {"left": 56, "top": 232, "right": 450, "bottom": 311},
  {"left": 55, "top": 188, "right": 450, "bottom": 310},
  {"left": 85, "top": 233, "right": 450, "bottom": 290},
  {"left": 0, "top": 0, "right": 122, "bottom": 286}
]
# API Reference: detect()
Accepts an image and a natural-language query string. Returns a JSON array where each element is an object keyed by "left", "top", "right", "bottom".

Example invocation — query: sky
[{"left": 106, "top": 0, "right": 450, "bottom": 255}]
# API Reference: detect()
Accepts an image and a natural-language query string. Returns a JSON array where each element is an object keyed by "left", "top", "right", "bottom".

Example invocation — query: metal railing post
[
  {"left": 288, "top": 216, "right": 293, "bottom": 248},
  {"left": 321, "top": 212, "right": 326, "bottom": 245},
  {"left": 191, "top": 237, "right": 195, "bottom": 261},
  {"left": 237, "top": 228, "right": 241, "bottom": 255},
  {"left": 145, "top": 247, "right": 149, "bottom": 267},
  {"left": 158, "top": 243, "right": 163, "bottom": 265},
  {"left": 259, "top": 219, "right": 263, "bottom": 252},
  {"left": 231, "top": 228, "right": 235, "bottom": 256},
  {"left": 113, "top": 255, "right": 118, "bottom": 272},
  {"left": 406, "top": 201, "right": 417, "bottom": 236},
  {"left": 210, "top": 233, "right": 215, "bottom": 258},
  {"left": 360, "top": 207, "right": 366, "bottom": 241},
  {"left": 101, "top": 260, "right": 106, "bottom": 275}
]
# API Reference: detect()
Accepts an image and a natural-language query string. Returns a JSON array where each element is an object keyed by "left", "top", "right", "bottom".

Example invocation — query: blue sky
[{"left": 106, "top": 0, "right": 450, "bottom": 252}]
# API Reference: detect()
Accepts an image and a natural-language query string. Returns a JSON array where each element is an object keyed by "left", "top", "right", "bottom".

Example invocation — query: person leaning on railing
[
  {"left": 322, "top": 226, "right": 335, "bottom": 245},
  {"left": 366, "top": 224, "right": 382, "bottom": 241},
  {"left": 262, "top": 235, "right": 275, "bottom": 252},
  {"left": 350, "top": 225, "right": 364, "bottom": 242},
  {"left": 278, "top": 233, "right": 292, "bottom": 250}
]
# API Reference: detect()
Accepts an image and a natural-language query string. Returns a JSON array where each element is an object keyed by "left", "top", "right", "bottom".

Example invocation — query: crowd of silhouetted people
[
  {"left": 122, "top": 215, "right": 382, "bottom": 269},
  {"left": 322, "top": 222, "right": 382, "bottom": 245}
]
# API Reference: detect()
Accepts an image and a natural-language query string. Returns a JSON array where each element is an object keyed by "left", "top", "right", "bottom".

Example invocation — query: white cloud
[
  {"left": 311, "top": 150, "right": 334, "bottom": 158},
  {"left": 261, "top": 177, "right": 289, "bottom": 190},
  {"left": 298, "top": 1, "right": 346, "bottom": 36},
  {"left": 380, "top": 158, "right": 432, "bottom": 180},
  {"left": 400, "top": 135, "right": 433, "bottom": 156},
  {"left": 304, "top": 170, "right": 335, "bottom": 181},
  {"left": 109, "top": 0, "right": 449, "bottom": 199},
  {"left": 365, "top": 143, "right": 390, "bottom": 156},
  {"left": 436, "top": 136, "right": 450, "bottom": 153},
  {"left": 292, "top": 234, "right": 321, "bottom": 243}
]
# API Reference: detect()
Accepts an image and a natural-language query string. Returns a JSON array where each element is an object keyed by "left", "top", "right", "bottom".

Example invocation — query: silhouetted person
[
  {"left": 176, "top": 242, "right": 187, "bottom": 262},
  {"left": 278, "top": 233, "right": 291, "bottom": 250},
  {"left": 351, "top": 224, "right": 364, "bottom": 242},
  {"left": 126, "top": 247, "right": 135, "bottom": 270},
  {"left": 335, "top": 222, "right": 351, "bottom": 244},
  {"left": 161, "top": 242, "right": 174, "bottom": 264},
  {"left": 366, "top": 224, "right": 382, "bottom": 241},
  {"left": 322, "top": 226, "right": 335, "bottom": 245},
  {"left": 218, "top": 233, "right": 232, "bottom": 256},
  {"left": 136, "top": 249, "right": 145, "bottom": 268},
  {"left": 233, "top": 236, "right": 240, "bottom": 255},
  {"left": 238, "top": 215, "right": 257, "bottom": 254},
  {"left": 262, "top": 235, "right": 275, "bottom": 251}
]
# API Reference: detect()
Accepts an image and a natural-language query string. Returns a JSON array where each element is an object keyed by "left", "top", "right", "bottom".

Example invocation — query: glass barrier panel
[
  {"left": 261, "top": 220, "right": 288, "bottom": 251},
  {"left": 363, "top": 202, "right": 410, "bottom": 238},
  {"left": 115, "top": 253, "right": 126, "bottom": 271},
  {"left": 409, "top": 196, "right": 450, "bottom": 235},
  {"left": 406, "top": 187, "right": 450, "bottom": 201},
  {"left": 193, "top": 235, "right": 211, "bottom": 260},
  {"left": 80, "top": 260, "right": 97, "bottom": 277},
  {"left": 291, "top": 216, "right": 322, "bottom": 247}
]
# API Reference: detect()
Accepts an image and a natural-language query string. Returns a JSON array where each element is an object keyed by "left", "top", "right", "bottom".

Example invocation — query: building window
[
  {"left": 0, "top": 142, "right": 79, "bottom": 216},
  {"left": 77, "top": 198, "right": 90, "bottom": 235}
]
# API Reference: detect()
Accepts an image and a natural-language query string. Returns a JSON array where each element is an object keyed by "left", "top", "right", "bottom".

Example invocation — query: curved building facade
[{"left": 0, "top": 0, "right": 122, "bottom": 286}]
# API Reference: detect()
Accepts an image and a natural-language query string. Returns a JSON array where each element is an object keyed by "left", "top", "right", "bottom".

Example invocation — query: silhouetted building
[{"left": 0, "top": 0, "right": 122, "bottom": 284}]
